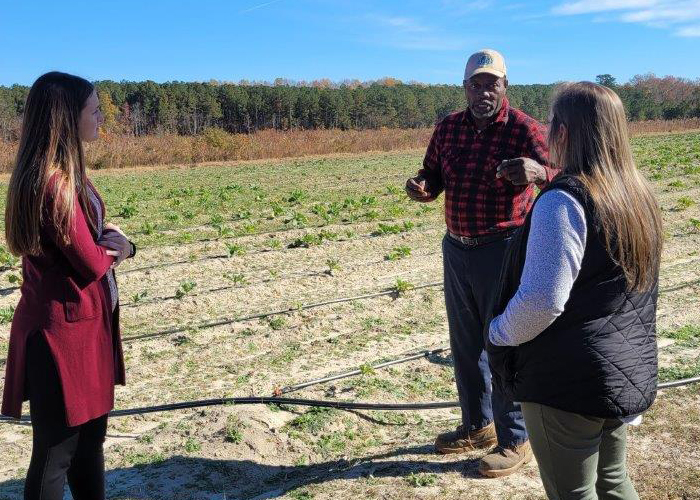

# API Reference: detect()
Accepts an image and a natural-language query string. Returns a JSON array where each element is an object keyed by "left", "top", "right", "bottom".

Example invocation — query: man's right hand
[{"left": 405, "top": 176, "right": 433, "bottom": 202}]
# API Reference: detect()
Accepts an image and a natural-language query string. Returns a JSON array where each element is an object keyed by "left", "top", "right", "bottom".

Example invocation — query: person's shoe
[
  {"left": 434, "top": 423, "right": 497, "bottom": 454},
  {"left": 478, "top": 441, "right": 533, "bottom": 478}
]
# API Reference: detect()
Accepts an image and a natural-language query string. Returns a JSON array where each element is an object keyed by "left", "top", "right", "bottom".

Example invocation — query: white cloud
[
  {"left": 551, "top": 0, "right": 700, "bottom": 36},
  {"left": 677, "top": 24, "right": 700, "bottom": 36},
  {"left": 553, "top": 0, "right": 655, "bottom": 15},
  {"left": 239, "top": 0, "right": 286, "bottom": 14},
  {"left": 365, "top": 15, "right": 470, "bottom": 51}
]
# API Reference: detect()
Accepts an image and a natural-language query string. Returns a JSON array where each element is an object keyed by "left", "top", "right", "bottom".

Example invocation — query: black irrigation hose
[
  {"left": 119, "top": 281, "right": 444, "bottom": 342},
  {"left": 2, "top": 377, "right": 698, "bottom": 423}
]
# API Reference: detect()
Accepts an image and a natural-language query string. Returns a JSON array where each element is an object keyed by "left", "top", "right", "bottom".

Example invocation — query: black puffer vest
[{"left": 487, "top": 175, "right": 658, "bottom": 418}]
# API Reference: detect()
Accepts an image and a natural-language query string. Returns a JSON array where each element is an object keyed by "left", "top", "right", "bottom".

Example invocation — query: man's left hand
[{"left": 496, "top": 158, "right": 546, "bottom": 185}]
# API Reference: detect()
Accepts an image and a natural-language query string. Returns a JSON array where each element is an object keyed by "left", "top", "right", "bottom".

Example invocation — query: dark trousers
[
  {"left": 24, "top": 333, "right": 107, "bottom": 500},
  {"left": 442, "top": 234, "right": 527, "bottom": 448}
]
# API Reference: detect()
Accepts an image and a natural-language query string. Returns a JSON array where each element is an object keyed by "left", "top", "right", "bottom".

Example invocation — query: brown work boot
[
  {"left": 434, "top": 423, "right": 497, "bottom": 454},
  {"left": 478, "top": 441, "right": 533, "bottom": 478}
]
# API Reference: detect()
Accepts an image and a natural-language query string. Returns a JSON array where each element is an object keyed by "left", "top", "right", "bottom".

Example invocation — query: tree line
[{"left": 1, "top": 74, "right": 698, "bottom": 140}]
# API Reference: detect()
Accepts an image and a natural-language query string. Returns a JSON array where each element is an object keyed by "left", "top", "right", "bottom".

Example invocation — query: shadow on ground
[{"left": 0, "top": 443, "right": 481, "bottom": 500}]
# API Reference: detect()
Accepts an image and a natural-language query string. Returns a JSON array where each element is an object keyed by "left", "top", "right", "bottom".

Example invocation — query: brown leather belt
[{"left": 447, "top": 229, "right": 516, "bottom": 248}]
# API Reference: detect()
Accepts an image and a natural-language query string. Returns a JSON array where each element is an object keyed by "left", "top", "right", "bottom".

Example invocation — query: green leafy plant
[
  {"left": 223, "top": 272, "right": 247, "bottom": 284},
  {"left": 225, "top": 243, "right": 246, "bottom": 257},
  {"left": 240, "top": 223, "right": 257, "bottom": 234},
  {"left": 385, "top": 245, "right": 411, "bottom": 261},
  {"left": 177, "top": 232, "right": 193, "bottom": 243},
  {"left": 118, "top": 203, "right": 138, "bottom": 219},
  {"left": 0, "top": 306, "right": 15, "bottom": 324},
  {"left": 406, "top": 472, "right": 437, "bottom": 487},
  {"left": 287, "top": 189, "right": 308, "bottom": 204},
  {"left": 184, "top": 437, "right": 201, "bottom": 453},
  {"left": 267, "top": 316, "right": 286, "bottom": 330},
  {"left": 214, "top": 224, "right": 233, "bottom": 238},
  {"left": 141, "top": 221, "right": 155, "bottom": 235},
  {"left": 270, "top": 203, "right": 285, "bottom": 217},
  {"left": 394, "top": 279, "right": 415, "bottom": 297},
  {"left": 289, "top": 489, "right": 313, "bottom": 500},
  {"left": 209, "top": 213, "right": 225, "bottom": 226},
  {"left": 131, "top": 291, "right": 148, "bottom": 303},
  {"left": 0, "top": 247, "right": 19, "bottom": 268},
  {"left": 224, "top": 415, "right": 244, "bottom": 444},
  {"left": 286, "top": 407, "right": 335, "bottom": 435},
  {"left": 360, "top": 195, "right": 377, "bottom": 206},
  {"left": 359, "top": 363, "right": 375, "bottom": 375},
  {"left": 7, "top": 273, "right": 22, "bottom": 285},
  {"left": 326, "top": 258, "right": 341, "bottom": 275},
  {"left": 175, "top": 280, "right": 196, "bottom": 299},
  {"left": 285, "top": 211, "right": 309, "bottom": 227},
  {"left": 373, "top": 221, "right": 414, "bottom": 236},
  {"left": 266, "top": 238, "right": 282, "bottom": 249},
  {"left": 676, "top": 196, "right": 696, "bottom": 210}
]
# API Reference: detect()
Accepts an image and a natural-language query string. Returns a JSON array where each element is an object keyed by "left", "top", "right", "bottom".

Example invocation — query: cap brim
[{"left": 466, "top": 68, "right": 506, "bottom": 80}]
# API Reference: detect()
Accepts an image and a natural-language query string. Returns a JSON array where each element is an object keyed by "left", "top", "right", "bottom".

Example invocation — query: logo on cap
[{"left": 477, "top": 54, "right": 493, "bottom": 66}]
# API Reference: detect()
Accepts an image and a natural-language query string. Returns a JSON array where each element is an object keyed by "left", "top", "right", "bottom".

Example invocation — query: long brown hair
[
  {"left": 5, "top": 72, "right": 97, "bottom": 256},
  {"left": 548, "top": 82, "right": 662, "bottom": 291}
]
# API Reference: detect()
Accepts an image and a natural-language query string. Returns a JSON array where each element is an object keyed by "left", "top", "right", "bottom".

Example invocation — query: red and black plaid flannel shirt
[{"left": 418, "top": 97, "right": 559, "bottom": 237}]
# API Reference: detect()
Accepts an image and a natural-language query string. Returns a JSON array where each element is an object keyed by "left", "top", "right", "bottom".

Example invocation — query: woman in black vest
[{"left": 487, "top": 82, "right": 662, "bottom": 499}]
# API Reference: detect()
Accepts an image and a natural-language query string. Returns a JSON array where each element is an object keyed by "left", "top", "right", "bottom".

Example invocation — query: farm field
[{"left": 0, "top": 131, "right": 699, "bottom": 499}]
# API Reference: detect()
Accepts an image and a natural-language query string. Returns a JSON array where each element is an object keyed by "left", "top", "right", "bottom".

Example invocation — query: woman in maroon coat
[{"left": 1, "top": 72, "right": 135, "bottom": 499}]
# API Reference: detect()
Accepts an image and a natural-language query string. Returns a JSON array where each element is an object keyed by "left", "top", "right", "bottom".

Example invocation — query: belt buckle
[{"left": 459, "top": 235, "right": 478, "bottom": 247}]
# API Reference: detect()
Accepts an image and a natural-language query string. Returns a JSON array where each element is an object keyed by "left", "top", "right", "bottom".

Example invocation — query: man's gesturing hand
[
  {"left": 405, "top": 176, "right": 433, "bottom": 202},
  {"left": 496, "top": 158, "right": 547, "bottom": 185}
]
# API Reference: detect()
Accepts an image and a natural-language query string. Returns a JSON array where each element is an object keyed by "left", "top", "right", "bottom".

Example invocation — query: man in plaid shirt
[{"left": 406, "top": 49, "right": 558, "bottom": 478}]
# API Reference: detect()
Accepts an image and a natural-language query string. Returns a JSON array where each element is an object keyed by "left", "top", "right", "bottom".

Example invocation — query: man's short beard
[{"left": 470, "top": 105, "right": 499, "bottom": 119}]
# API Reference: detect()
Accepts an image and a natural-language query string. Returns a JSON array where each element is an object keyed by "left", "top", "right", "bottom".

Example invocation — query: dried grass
[{"left": 1, "top": 119, "right": 698, "bottom": 172}]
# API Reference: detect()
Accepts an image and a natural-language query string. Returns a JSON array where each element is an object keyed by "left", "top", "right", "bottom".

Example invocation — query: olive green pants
[{"left": 521, "top": 402, "right": 639, "bottom": 500}]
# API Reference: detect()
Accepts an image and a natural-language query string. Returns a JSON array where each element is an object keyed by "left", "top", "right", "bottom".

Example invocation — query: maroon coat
[{"left": 2, "top": 178, "right": 125, "bottom": 426}]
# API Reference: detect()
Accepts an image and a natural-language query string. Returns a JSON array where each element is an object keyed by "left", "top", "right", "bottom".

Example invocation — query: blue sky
[{"left": 1, "top": 0, "right": 699, "bottom": 86}]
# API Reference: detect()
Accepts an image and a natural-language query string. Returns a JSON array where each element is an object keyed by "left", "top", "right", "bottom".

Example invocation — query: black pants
[
  {"left": 24, "top": 333, "right": 107, "bottom": 500},
  {"left": 442, "top": 234, "right": 527, "bottom": 447}
]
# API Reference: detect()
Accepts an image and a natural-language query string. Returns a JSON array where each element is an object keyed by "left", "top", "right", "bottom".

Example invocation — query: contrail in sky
[{"left": 240, "top": 0, "right": 286, "bottom": 13}]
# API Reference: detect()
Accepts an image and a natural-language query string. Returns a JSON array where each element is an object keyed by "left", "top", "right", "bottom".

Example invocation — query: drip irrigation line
[
  {"left": 118, "top": 223, "right": 434, "bottom": 276},
  {"left": 0, "top": 216, "right": 433, "bottom": 278},
  {"left": 120, "top": 250, "right": 441, "bottom": 308},
  {"left": 119, "top": 281, "right": 444, "bottom": 343},
  {"left": 657, "top": 375, "right": 700, "bottom": 389},
  {"left": 275, "top": 346, "right": 451, "bottom": 396},
  {"left": 660, "top": 278, "right": 700, "bottom": 294}
]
